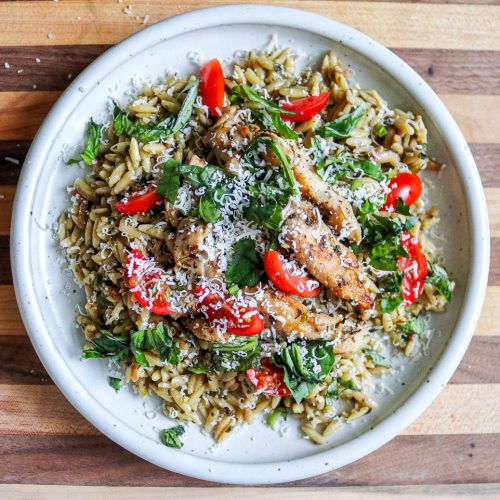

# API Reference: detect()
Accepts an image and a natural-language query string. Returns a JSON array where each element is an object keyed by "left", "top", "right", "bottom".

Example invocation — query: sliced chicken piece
[
  {"left": 164, "top": 154, "right": 207, "bottom": 229},
  {"left": 255, "top": 288, "right": 359, "bottom": 352},
  {"left": 281, "top": 200, "right": 374, "bottom": 310},
  {"left": 183, "top": 317, "right": 230, "bottom": 343},
  {"left": 209, "top": 106, "right": 260, "bottom": 174},
  {"left": 173, "top": 217, "right": 218, "bottom": 277},
  {"left": 261, "top": 132, "right": 361, "bottom": 242}
]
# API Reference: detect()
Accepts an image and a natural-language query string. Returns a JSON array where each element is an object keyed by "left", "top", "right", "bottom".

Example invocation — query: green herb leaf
[
  {"left": 425, "top": 262, "right": 453, "bottom": 302},
  {"left": 316, "top": 103, "right": 368, "bottom": 139},
  {"left": 251, "top": 109, "right": 298, "bottom": 140},
  {"left": 317, "top": 154, "right": 383, "bottom": 182},
  {"left": 381, "top": 294, "right": 404, "bottom": 313},
  {"left": 160, "top": 425, "right": 185, "bottom": 449},
  {"left": 395, "top": 197, "right": 411, "bottom": 216},
  {"left": 108, "top": 376, "right": 121, "bottom": 391},
  {"left": 187, "top": 362, "right": 209, "bottom": 374},
  {"left": 325, "top": 381, "right": 340, "bottom": 405},
  {"left": 273, "top": 341, "right": 335, "bottom": 403},
  {"left": 267, "top": 406, "right": 288, "bottom": 428},
  {"left": 114, "top": 80, "right": 198, "bottom": 141},
  {"left": 225, "top": 239, "right": 263, "bottom": 287},
  {"left": 82, "top": 331, "right": 130, "bottom": 361},
  {"left": 212, "top": 336, "right": 261, "bottom": 372},
  {"left": 130, "top": 323, "right": 179, "bottom": 367},
  {"left": 375, "top": 124, "right": 387, "bottom": 138},
  {"left": 198, "top": 188, "right": 224, "bottom": 223},
  {"left": 68, "top": 118, "right": 103, "bottom": 165},
  {"left": 156, "top": 159, "right": 182, "bottom": 203},
  {"left": 244, "top": 184, "right": 284, "bottom": 231},
  {"left": 339, "top": 378, "right": 359, "bottom": 391},
  {"left": 364, "top": 348, "right": 391, "bottom": 368},
  {"left": 401, "top": 317, "right": 425, "bottom": 336}
]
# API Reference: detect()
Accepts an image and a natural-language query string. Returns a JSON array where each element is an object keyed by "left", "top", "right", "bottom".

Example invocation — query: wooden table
[{"left": 1, "top": 1, "right": 499, "bottom": 498}]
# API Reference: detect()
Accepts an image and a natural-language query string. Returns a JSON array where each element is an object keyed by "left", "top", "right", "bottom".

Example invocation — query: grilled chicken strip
[
  {"left": 262, "top": 132, "right": 361, "bottom": 243},
  {"left": 173, "top": 217, "right": 218, "bottom": 277},
  {"left": 209, "top": 106, "right": 260, "bottom": 174},
  {"left": 255, "top": 288, "right": 359, "bottom": 353},
  {"left": 281, "top": 200, "right": 374, "bottom": 310}
]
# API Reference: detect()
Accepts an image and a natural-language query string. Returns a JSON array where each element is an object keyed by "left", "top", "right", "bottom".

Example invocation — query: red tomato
[
  {"left": 194, "top": 286, "right": 264, "bottom": 336},
  {"left": 280, "top": 92, "right": 330, "bottom": 123},
  {"left": 246, "top": 358, "right": 291, "bottom": 397},
  {"left": 382, "top": 172, "right": 422, "bottom": 212},
  {"left": 200, "top": 59, "right": 225, "bottom": 116},
  {"left": 127, "top": 249, "right": 173, "bottom": 315},
  {"left": 398, "top": 232, "right": 428, "bottom": 304},
  {"left": 264, "top": 250, "right": 320, "bottom": 297},
  {"left": 115, "top": 187, "right": 162, "bottom": 215}
]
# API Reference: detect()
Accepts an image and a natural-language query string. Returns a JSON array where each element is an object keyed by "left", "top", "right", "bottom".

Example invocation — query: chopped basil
[
  {"left": 401, "top": 317, "right": 425, "bottom": 336},
  {"left": 325, "top": 381, "right": 340, "bottom": 405},
  {"left": 130, "top": 323, "right": 179, "bottom": 368},
  {"left": 316, "top": 103, "right": 368, "bottom": 139},
  {"left": 231, "top": 84, "right": 298, "bottom": 139},
  {"left": 339, "top": 378, "right": 359, "bottom": 391},
  {"left": 364, "top": 348, "right": 391, "bottom": 368},
  {"left": 160, "top": 425, "right": 185, "bottom": 449},
  {"left": 187, "top": 362, "right": 210, "bottom": 374},
  {"left": 114, "top": 80, "right": 198, "bottom": 141},
  {"left": 381, "top": 294, "right": 404, "bottom": 314},
  {"left": 227, "top": 283, "right": 240, "bottom": 296},
  {"left": 267, "top": 406, "right": 288, "bottom": 428},
  {"left": 225, "top": 239, "right": 263, "bottom": 287},
  {"left": 425, "top": 262, "right": 453, "bottom": 302},
  {"left": 81, "top": 331, "right": 130, "bottom": 361},
  {"left": 244, "top": 183, "right": 285, "bottom": 231},
  {"left": 212, "top": 336, "right": 261, "bottom": 372},
  {"left": 68, "top": 118, "right": 103, "bottom": 165},
  {"left": 108, "top": 376, "right": 121, "bottom": 391},
  {"left": 156, "top": 160, "right": 230, "bottom": 223},
  {"left": 395, "top": 197, "right": 411, "bottom": 216},
  {"left": 375, "top": 124, "right": 387, "bottom": 138},
  {"left": 317, "top": 155, "right": 384, "bottom": 182},
  {"left": 273, "top": 341, "right": 335, "bottom": 403}
]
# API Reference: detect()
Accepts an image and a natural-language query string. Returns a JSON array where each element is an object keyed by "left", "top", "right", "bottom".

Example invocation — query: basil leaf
[
  {"left": 68, "top": 118, "right": 103, "bottom": 165},
  {"left": 364, "top": 348, "right": 391, "bottom": 368},
  {"left": 113, "top": 80, "right": 198, "bottom": 141},
  {"left": 82, "top": 331, "right": 130, "bottom": 361},
  {"left": 273, "top": 341, "right": 335, "bottom": 403},
  {"left": 198, "top": 188, "right": 224, "bottom": 223},
  {"left": 130, "top": 323, "right": 179, "bottom": 367},
  {"left": 225, "top": 239, "right": 263, "bottom": 287},
  {"left": 187, "top": 362, "right": 209, "bottom": 374},
  {"left": 244, "top": 184, "right": 284, "bottom": 231},
  {"left": 212, "top": 336, "right": 261, "bottom": 372},
  {"left": 108, "top": 376, "right": 121, "bottom": 391},
  {"left": 395, "top": 197, "right": 411, "bottom": 216},
  {"left": 325, "top": 381, "right": 340, "bottom": 405},
  {"left": 339, "top": 378, "right": 359, "bottom": 391},
  {"left": 425, "top": 263, "right": 453, "bottom": 302},
  {"left": 160, "top": 425, "right": 185, "bottom": 449},
  {"left": 231, "top": 84, "right": 295, "bottom": 115},
  {"left": 267, "top": 406, "right": 288, "bottom": 427},
  {"left": 381, "top": 295, "right": 404, "bottom": 313},
  {"left": 375, "top": 124, "right": 387, "bottom": 138},
  {"left": 251, "top": 109, "right": 298, "bottom": 140},
  {"left": 401, "top": 317, "right": 425, "bottom": 336},
  {"left": 156, "top": 159, "right": 182, "bottom": 203},
  {"left": 316, "top": 103, "right": 368, "bottom": 139}
]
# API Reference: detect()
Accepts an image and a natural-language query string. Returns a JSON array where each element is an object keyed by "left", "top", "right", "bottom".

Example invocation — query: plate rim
[{"left": 10, "top": 4, "right": 490, "bottom": 485}]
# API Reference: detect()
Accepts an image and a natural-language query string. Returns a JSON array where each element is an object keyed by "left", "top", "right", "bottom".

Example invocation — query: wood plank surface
[
  {"left": 0, "top": 0, "right": 499, "bottom": 495},
  {"left": 0, "top": 1, "right": 499, "bottom": 50}
]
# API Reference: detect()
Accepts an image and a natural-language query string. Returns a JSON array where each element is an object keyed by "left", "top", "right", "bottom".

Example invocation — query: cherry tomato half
[
  {"left": 246, "top": 358, "right": 291, "bottom": 397},
  {"left": 382, "top": 172, "right": 422, "bottom": 212},
  {"left": 264, "top": 250, "right": 320, "bottom": 297},
  {"left": 127, "top": 249, "right": 173, "bottom": 315},
  {"left": 398, "top": 232, "right": 428, "bottom": 304},
  {"left": 200, "top": 58, "right": 225, "bottom": 116},
  {"left": 194, "top": 286, "right": 264, "bottom": 336},
  {"left": 280, "top": 92, "right": 330, "bottom": 123},
  {"left": 115, "top": 187, "right": 163, "bottom": 215}
]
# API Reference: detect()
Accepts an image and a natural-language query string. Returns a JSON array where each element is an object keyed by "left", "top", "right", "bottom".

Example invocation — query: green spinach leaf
[
  {"left": 316, "top": 103, "right": 367, "bottom": 139},
  {"left": 108, "top": 376, "right": 121, "bottom": 391},
  {"left": 364, "top": 348, "right": 391, "bottom": 368},
  {"left": 401, "top": 317, "right": 425, "bottom": 336},
  {"left": 425, "top": 262, "right": 453, "bottom": 302},
  {"left": 212, "top": 336, "right": 261, "bottom": 372},
  {"left": 81, "top": 331, "right": 130, "bottom": 361},
  {"left": 130, "top": 323, "right": 179, "bottom": 367},
  {"left": 225, "top": 239, "right": 263, "bottom": 287},
  {"left": 68, "top": 118, "right": 103, "bottom": 165}
]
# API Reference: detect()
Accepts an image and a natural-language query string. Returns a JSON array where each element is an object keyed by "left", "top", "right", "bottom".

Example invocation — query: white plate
[{"left": 11, "top": 5, "right": 489, "bottom": 485}]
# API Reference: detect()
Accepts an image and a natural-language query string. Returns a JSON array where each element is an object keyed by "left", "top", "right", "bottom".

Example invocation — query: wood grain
[
  {"left": 0, "top": 91, "right": 499, "bottom": 143},
  {"left": 0, "top": 433, "right": 498, "bottom": 486},
  {"left": 1, "top": 484, "right": 500, "bottom": 499},
  {"left": 1, "top": 1, "right": 499, "bottom": 50},
  {"left": 2, "top": 45, "right": 500, "bottom": 94},
  {"left": 1, "top": 383, "right": 498, "bottom": 436}
]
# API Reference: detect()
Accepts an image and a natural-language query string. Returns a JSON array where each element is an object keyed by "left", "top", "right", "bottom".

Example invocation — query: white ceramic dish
[{"left": 11, "top": 5, "right": 489, "bottom": 485}]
